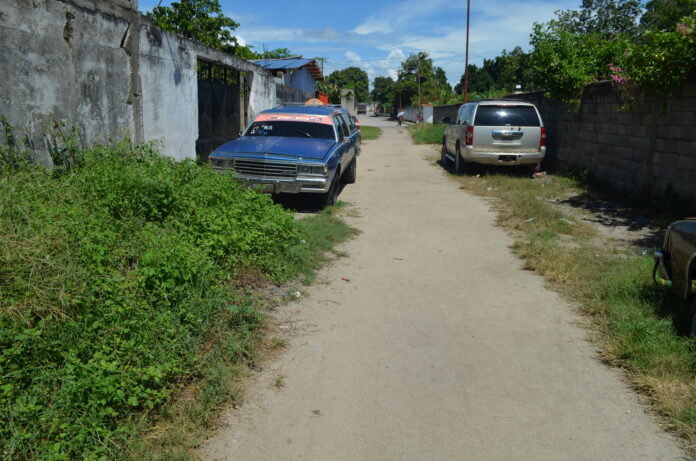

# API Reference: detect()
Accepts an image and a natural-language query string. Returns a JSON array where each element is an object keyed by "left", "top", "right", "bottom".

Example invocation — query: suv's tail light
[
  {"left": 466, "top": 125, "right": 474, "bottom": 146},
  {"left": 540, "top": 127, "right": 547, "bottom": 147}
]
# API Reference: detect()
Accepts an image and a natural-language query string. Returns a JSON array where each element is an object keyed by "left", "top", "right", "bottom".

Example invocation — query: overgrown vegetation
[
  {"left": 408, "top": 124, "right": 446, "bottom": 144},
  {"left": 0, "top": 137, "right": 356, "bottom": 459},
  {"left": 439, "top": 163, "right": 696, "bottom": 450},
  {"left": 530, "top": 3, "right": 696, "bottom": 107},
  {"left": 360, "top": 126, "right": 382, "bottom": 141}
]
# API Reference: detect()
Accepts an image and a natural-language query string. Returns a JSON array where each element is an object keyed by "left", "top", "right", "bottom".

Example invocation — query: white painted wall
[{"left": 139, "top": 27, "right": 198, "bottom": 161}]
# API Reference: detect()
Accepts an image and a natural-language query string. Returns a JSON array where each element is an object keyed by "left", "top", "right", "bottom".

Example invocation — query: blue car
[{"left": 209, "top": 105, "right": 361, "bottom": 207}]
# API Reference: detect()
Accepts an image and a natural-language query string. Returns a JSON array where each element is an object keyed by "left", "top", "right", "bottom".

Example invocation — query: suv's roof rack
[{"left": 471, "top": 97, "right": 529, "bottom": 103}]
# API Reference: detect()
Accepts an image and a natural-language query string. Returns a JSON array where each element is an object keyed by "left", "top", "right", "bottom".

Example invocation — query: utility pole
[
  {"left": 463, "top": 0, "right": 471, "bottom": 103},
  {"left": 417, "top": 54, "right": 421, "bottom": 122}
]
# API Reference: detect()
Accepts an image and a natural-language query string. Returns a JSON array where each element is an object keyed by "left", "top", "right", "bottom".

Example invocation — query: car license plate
[{"left": 259, "top": 183, "right": 275, "bottom": 193}]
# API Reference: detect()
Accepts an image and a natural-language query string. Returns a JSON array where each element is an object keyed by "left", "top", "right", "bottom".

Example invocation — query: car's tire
[
  {"left": 454, "top": 144, "right": 464, "bottom": 175},
  {"left": 318, "top": 174, "right": 340, "bottom": 208},
  {"left": 342, "top": 158, "right": 357, "bottom": 184},
  {"left": 689, "top": 295, "right": 696, "bottom": 337},
  {"left": 440, "top": 140, "right": 448, "bottom": 165}
]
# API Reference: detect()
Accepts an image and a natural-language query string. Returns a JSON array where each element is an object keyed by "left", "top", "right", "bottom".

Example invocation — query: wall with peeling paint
[{"left": 0, "top": 0, "right": 276, "bottom": 163}]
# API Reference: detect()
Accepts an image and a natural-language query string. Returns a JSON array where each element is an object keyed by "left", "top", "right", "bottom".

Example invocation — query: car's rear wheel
[
  {"left": 689, "top": 295, "right": 696, "bottom": 336},
  {"left": 342, "top": 158, "right": 357, "bottom": 184},
  {"left": 454, "top": 144, "right": 464, "bottom": 175},
  {"left": 440, "top": 140, "right": 448, "bottom": 165}
]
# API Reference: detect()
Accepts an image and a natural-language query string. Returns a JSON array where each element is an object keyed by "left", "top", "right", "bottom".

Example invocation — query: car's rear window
[
  {"left": 474, "top": 105, "right": 540, "bottom": 126},
  {"left": 245, "top": 121, "right": 335, "bottom": 139}
]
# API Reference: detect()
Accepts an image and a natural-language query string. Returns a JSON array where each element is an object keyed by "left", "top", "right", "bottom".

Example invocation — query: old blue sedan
[{"left": 209, "top": 105, "right": 360, "bottom": 207}]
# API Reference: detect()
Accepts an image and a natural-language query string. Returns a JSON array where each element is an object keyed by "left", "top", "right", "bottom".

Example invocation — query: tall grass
[
  {"left": 408, "top": 123, "right": 446, "bottom": 144},
  {"left": 360, "top": 126, "right": 382, "bottom": 141}
]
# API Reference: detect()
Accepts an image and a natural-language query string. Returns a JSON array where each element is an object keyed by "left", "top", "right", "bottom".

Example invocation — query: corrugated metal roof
[{"left": 254, "top": 57, "right": 324, "bottom": 81}]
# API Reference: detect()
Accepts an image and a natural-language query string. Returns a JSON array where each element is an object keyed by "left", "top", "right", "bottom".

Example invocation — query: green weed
[
  {"left": 360, "top": 126, "right": 382, "bottom": 141},
  {"left": 408, "top": 123, "right": 447, "bottom": 144},
  {"left": 0, "top": 139, "right": 357, "bottom": 459}
]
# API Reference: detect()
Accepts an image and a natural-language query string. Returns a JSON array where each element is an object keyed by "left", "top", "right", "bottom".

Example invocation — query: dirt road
[{"left": 202, "top": 119, "right": 687, "bottom": 460}]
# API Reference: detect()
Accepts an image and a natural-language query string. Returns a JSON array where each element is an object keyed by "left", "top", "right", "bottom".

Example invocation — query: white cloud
[{"left": 353, "top": 0, "right": 451, "bottom": 35}]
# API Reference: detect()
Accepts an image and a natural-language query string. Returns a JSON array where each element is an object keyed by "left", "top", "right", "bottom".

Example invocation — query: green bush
[
  {"left": 0, "top": 140, "right": 307, "bottom": 459},
  {"left": 408, "top": 123, "right": 447, "bottom": 144}
]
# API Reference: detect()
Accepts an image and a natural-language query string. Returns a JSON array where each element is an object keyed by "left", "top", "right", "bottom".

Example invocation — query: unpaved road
[{"left": 202, "top": 119, "right": 687, "bottom": 460}]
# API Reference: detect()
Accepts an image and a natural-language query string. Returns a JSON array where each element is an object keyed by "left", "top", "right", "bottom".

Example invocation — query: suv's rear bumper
[{"left": 463, "top": 146, "right": 545, "bottom": 166}]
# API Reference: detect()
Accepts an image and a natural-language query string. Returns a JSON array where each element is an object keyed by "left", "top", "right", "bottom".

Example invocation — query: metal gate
[{"left": 196, "top": 60, "right": 241, "bottom": 162}]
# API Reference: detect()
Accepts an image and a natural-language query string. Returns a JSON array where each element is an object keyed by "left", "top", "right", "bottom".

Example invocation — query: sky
[{"left": 139, "top": 0, "right": 580, "bottom": 87}]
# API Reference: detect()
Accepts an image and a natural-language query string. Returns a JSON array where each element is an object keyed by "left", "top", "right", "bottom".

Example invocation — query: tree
[
  {"left": 258, "top": 48, "right": 295, "bottom": 59},
  {"left": 370, "top": 76, "right": 397, "bottom": 110},
  {"left": 321, "top": 67, "right": 370, "bottom": 103},
  {"left": 553, "top": 0, "right": 642, "bottom": 36},
  {"left": 640, "top": 0, "right": 696, "bottom": 31},
  {"left": 395, "top": 52, "right": 453, "bottom": 107},
  {"left": 454, "top": 64, "right": 494, "bottom": 95},
  {"left": 148, "top": 0, "right": 240, "bottom": 53}
]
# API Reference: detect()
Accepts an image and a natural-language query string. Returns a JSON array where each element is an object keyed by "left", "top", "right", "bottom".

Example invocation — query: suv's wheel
[
  {"left": 440, "top": 140, "right": 448, "bottom": 165},
  {"left": 342, "top": 158, "right": 357, "bottom": 184},
  {"left": 689, "top": 295, "right": 696, "bottom": 336},
  {"left": 454, "top": 144, "right": 464, "bottom": 174}
]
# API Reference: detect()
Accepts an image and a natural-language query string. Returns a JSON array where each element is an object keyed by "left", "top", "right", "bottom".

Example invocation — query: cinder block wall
[{"left": 510, "top": 80, "right": 696, "bottom": 201}]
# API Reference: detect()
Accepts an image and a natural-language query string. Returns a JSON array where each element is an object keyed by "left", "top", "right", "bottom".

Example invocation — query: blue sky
[{"left": 139, "top": 0, "right": 579, "bottom": 87}]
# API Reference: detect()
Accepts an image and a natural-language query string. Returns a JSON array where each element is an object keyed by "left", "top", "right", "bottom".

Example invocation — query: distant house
[{"left": 254, "top": 57, "right": 324, "bottom": 105}]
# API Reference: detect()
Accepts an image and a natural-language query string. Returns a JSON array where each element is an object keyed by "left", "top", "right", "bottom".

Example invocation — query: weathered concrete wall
[
  {"left": 509, "top": 79, "right": 696, "bottom": 201},
  {"left": 0, "top": 0, "right": 276, "bottom": 163},
  {"left": 138, "top": 19, "right": 273, "bottom": 160},
  {"left": 0, "top": 0, "right": 137, "bottom": 165},
  {"left": 433, "top": 103, "right": 461, "bottom": 124}
]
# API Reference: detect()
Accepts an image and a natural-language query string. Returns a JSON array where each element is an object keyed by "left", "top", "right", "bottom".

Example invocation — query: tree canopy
[
  {"left": 318, "top": 67, "right": 370, "bottom": 103},
  {"left": 395, "top": 52, "right": 452, "bottom": 108},
  {"left": 640, "top": 0, "right": 696, "bottom": 31},
  {"left": 148, "top": 0, "right": 240, "bottom": 52},
  {"left": 370, "top": 76, "right": 397, "bottom": 110}
]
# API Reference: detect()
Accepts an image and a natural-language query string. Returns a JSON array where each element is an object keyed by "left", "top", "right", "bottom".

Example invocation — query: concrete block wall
[{"left": 510, "top": 80, "right": 696, "bottom": 201}]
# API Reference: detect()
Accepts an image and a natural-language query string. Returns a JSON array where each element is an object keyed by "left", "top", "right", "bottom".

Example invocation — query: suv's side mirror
[{"left": 441, "top": 116, "right": 452, "bottom": 125}]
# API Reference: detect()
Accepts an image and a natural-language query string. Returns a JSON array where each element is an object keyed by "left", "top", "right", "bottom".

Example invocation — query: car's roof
[{"left": 263, "top": 105, "right": 339, "bottom": 116}]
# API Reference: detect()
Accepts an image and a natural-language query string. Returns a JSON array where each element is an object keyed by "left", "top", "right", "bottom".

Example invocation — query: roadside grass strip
[
  {"left": 442, "top": 168, "right": 696, "bottom": 450},
  {"left": 360, "top": 126, "right": 383, "bottom": 141},
  {"left": 0, "top": 140, "right": 357, "bottom": 460},
  {"left": 408, "top": 123, "right": 446, "bottom": 144}
]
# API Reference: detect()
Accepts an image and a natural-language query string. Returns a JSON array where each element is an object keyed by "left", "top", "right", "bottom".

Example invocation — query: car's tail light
[
  {"left": 466, "top": 125, "right": 474, "bottom": 146},
  {"left": 540, "top": 127, "right": 547, "bottom": 147}
]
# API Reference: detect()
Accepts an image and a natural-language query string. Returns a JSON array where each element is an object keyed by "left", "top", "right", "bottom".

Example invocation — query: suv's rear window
[
  {"left": 246, "top": 121, "right": 335, "bottom": 139},
  {"left": 474, "top": 106, "right": 540, "bottom": 126}
]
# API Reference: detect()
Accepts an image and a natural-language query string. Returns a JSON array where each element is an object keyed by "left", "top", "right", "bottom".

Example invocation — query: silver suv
[{"left": 441, "top": 100, "right": 546, "bottom": 173}]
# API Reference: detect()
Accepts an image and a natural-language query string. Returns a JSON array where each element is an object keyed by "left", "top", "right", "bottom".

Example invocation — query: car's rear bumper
[
  {"left": 463, "top": 146, "right": 545, "bottom": 166},
  {"left": 653, "top": 250, "right": 672, "bottom": 286},
  {"left": 213, "top": 168, "right": 333, "bottom": 194}
]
